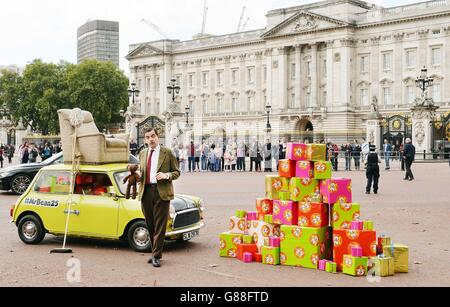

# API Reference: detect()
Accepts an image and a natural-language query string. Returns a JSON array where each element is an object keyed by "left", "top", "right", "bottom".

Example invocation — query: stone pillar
[
  {"left": 294, "top": 44, "right": 302, "bottom": 109},
  {"left": 326, "top": 40, "right": 334, "bottom": 109},
  {"left": 411, "top": 104, "right": 439, "bottom": 154},
  {"left": 310, "top": 43, "right": 318, "bottom": 109},
  {"left": 366, "top": 119, "right": 382, "bottom": 148},
  {"left": 265, "top": 48, "right": 273, "bottom": 107},
  {"left": 277, "top": 47, "right": 288, "bottom": 110},
  {"left": 239, "top": 54, "right": 247, "bottom": 112},
  {"left": 255, "top": 51, "right": 263, "bottom": 111}
]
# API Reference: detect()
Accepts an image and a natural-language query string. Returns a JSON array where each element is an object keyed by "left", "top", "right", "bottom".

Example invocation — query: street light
[
  {"left": 167, "top": 78, "right": 181, "bottom": 103},
  {"left": 128, "top": 82, "right": 140, "bottom": 104},
  {"left": 185, "top": 105, "right": 191, "bottom": 126},
  {"left": 265, "top": 104, "right": 272, "bottom": 133},
  {"left": 416, "top": 66, "right": 434, "bottom": 95}
]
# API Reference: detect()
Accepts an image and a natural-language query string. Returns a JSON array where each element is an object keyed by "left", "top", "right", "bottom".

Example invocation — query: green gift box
[
  {"left": 363, "top": 220, "right": 374, "bottom": 231},
  {"left": 369, "top": 256, "right": 395, "bottom": 277},
  {"left": 331, "top": 203, "right": 361, "bottom": 230},
  {"left": 306, "top": 144, "right": 327, "bottom": 161},
  {"left": 342, "top": 255, "right": 368, "bottom": 276},
  {"left": 289, "top": 177, "right": 320, "bottom": 202},
  {"left": 219, "top": 232, "right": 243, "bottom": 258},
  {"left": 383, "top": 244, "right": 409, "bottom": 273},
  {"left": 279, "top": 191, "right": 290, "bottom": 201},
  {"left": 243, "top": 235, "right": 253, "bottom": 244},
  {"left": 264, "top": 214, "right": 273, "bottom": 224},
  {"left": 235, "top": 210, "right": 247, "bottom": 218},
  {"left": 280, "top": 226, "right": 328, "bottom": 269},
  {"left": 326, "top": 261, "right": 337, "bottom": 273},
  {"left": 313, "top": 161, "right": 332, "bottom": 180},
  {"left": 265, "top": 175, "right": 289, "bottom": 200},
  {"left": 261, "top": 246, "right": 280, "bottom": 265}
]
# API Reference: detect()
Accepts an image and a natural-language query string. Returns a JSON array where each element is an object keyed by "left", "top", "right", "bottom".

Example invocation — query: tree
[
  {"left": 67, "top": 60, "right": 129, "bottom": 131},
  {"left": 0, "top": 69, "right": 24, "bottom": 126}
]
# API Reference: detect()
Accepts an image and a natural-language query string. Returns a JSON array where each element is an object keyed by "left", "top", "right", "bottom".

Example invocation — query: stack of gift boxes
[{"left": 219, "top": 143, "right": 409, "bottom": 277}]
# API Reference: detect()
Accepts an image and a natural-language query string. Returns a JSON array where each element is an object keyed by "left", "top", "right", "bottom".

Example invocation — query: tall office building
[{"left": 77, "top": 20, "right": 119, "bottom": 67}]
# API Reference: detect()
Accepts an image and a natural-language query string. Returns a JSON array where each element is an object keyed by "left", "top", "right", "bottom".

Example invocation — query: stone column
[
  {"left": 277, "top": 47, "right": 288, "bottom": 110},
  {"left": 411, "top": 104, "right": 439, "bottom": 154},
  {"left": 326, "top": 40, "right": 334, "bottom": 109},
  {"left": 366, "top": 114, "right": 382, "bottom": 149},
  {"left": 265, "top": 48, "right": 273, "bottom": 107},
  {"left": 310, "top": 43, "right": 318, "bottom": 109},
  {"left": 294, "top": 44, "right": 302, "bottom": 109},
  {"left": 239, "top": 54, "right": 247, "bottom": 112},
  {"left": 393, "top": 32, "right": 405, "bottom": 106},
  {"left": 255, "top": 51, "right": 263, "bottom": 111}
]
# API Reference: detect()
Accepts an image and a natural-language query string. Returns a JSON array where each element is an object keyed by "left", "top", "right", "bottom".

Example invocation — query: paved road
[{"left": 0, "top": 162, "right": 449, "bottom": 286}]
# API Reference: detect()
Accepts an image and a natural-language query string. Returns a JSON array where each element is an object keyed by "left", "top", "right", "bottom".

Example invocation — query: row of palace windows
[
  {"left": 359, "top": 83, "right": 442, "bottom": 106},
  {"left": 359, "top": 46, "right": 443, "bottom": 74}
]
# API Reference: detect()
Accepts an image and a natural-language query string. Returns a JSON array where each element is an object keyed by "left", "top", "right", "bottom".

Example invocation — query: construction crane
[
  {"left": 141, "top": 18, "right": 170, "bottom": 39},
  {"left": 237, "top": 6, "right": 246, "bottom": 32},
  {"left": 242, "top": 17, "right": 250, "bottom": 32},
  {"left": 201, "top": 0, "right": 208, "bottom": 35}
]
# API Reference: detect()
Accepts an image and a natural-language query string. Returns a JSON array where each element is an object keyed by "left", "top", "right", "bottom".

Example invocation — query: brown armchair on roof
[{"left": 58, "top": 109, "right": 129, "bottom": 164}]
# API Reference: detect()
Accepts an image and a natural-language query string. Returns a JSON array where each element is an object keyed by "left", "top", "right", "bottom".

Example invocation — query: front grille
[{"left": 173, "top": 209, "right": 201, "bottom": 229}]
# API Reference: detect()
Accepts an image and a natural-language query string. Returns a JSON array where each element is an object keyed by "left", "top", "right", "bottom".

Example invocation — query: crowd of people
[
  {"left": 138, "top": 137, "right": 409, "bottom": 174},
  {"left": 0, "top": 141, "right": 63, "bottom": 168}
]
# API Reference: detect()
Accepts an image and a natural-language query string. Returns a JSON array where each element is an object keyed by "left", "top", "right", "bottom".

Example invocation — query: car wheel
[
  {"left": 127, "top": 221, "right": 152, "bottom": 252},
  {"left": 11, "top": 174, "right": 32, "bottom": 195},
  {"left": 17, "top": 215, "right": 46, "bottom": 245}
]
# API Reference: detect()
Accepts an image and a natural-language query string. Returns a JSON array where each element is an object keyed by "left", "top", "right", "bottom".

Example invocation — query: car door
[
  {"left": 68, "top": 172, "right": 120, "bottom": 238},
  {"left": 25, "top": 170, "right": 72, "bottom": 234}
]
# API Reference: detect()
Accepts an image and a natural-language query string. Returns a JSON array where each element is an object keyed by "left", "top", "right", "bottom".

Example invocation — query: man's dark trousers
[{"left": 141, "top": 184, "right": 170, "bottom": 260}]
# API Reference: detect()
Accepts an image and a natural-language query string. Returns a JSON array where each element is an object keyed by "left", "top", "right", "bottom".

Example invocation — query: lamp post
[
  {"left": 416, "top": 66, "right": 434, "bottom": 96},
  {"left": 265, "top": 104, "right": 272, "bottom": 134},
  {"left": 167, "top": 78, "right": 181, "bottom": 103},
  {"left": 185, "top": 105, "right": 191, "bottom": 126},
  {"left": 128, "top": 82, "right": 140, "bottom": 104}
]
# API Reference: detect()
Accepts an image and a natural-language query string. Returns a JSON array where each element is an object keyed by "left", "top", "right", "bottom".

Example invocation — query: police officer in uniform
[{"left": 364, "top": 144, "right": 381, "bottom": 194}]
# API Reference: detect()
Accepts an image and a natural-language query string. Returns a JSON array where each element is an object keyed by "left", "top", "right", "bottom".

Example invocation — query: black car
[{"left": 0, "top": 152, "right": 139, "bottom": 195}]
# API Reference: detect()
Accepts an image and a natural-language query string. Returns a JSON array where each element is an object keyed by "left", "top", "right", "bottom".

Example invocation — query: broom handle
[{"left": 62, "top": 130, "right": 77, "bottom": 249}]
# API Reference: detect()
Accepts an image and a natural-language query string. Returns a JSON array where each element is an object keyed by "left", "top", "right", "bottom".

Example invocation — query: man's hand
[{"left": 156, "top": 172, "right": 169, "bottom": 181}]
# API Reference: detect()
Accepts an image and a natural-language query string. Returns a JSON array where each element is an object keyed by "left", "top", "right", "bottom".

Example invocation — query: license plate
[{"left": 182, "top": 230, "right": 199, "bottom": 241}]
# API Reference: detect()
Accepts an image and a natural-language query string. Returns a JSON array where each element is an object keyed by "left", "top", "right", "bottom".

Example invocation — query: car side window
[
  {"left": 34, "top": 171, "right": 71, "bottom": 194},
  {"left": 75, "top": 173, "right": 113, "bottom": 197}
]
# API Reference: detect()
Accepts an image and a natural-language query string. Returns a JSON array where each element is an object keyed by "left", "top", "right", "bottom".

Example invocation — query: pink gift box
[
  {"left": 320, "top": 178, "right": 352, "bottom": 204},
  {"left": 273, "top": 200, "right": 299, "bottom": 226},
  {"left": 295, "top": 161, "right": 314, "bottom": 178},
  {"left": 243, "top": 252, "right": 253, "bottom": 263},
  {"left": 351, "top": 220, "right": 363, "bottom": 230},
  {"left": 286, "top": 143, "right": 307, "bottom": 161},
  {"left": 319, "top": 259, "right": 330, "bottom": 271},
  {"left": 247, "top": 212, "right": 258, "bottom": 220},
  {"left": 269, "top": 237, "right": 280, "bottom": 248},
  {"left": 351, "top": 247, "right": 363, "bottom": 257}
]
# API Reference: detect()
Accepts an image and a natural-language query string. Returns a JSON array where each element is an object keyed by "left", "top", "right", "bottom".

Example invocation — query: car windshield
[
  {"left": 114, "top": 171, "right": 140, "bottom": 196},
  {"left": 41, "top": 152, "right": 63, "bottom": 166}
]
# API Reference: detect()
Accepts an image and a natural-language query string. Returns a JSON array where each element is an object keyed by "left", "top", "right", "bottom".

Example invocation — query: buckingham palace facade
[{"left": 127, "top": 0, "right": 450, "bottom": 146}]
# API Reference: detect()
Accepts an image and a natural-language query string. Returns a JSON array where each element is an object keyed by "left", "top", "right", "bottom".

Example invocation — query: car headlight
[{"left": 169, "top": 205, "right": 176, "bottom": 219}]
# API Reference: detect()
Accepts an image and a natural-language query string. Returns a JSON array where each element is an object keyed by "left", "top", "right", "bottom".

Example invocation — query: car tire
[
  {"left": 17, "top": 214, "right": 46, "bottom": 245},
  {"left": 127, "top": 221, "right": 152, "bottom": 252},
  {"left": 11, "top": 174, "right": 32, "bottom": 195}
]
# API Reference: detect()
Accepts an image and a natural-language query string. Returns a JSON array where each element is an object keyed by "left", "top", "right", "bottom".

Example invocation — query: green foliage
[{"left": 0, "top": 59, "right": 129, "bottom": 135}]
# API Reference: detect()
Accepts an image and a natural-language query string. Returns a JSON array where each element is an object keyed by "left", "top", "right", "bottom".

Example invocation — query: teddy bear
[{"left": 123, "top": 165, "right": 141, "bottom": 199}]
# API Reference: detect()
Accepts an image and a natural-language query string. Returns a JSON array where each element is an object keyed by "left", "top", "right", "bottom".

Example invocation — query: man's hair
[{"left": 143, "top": 127, "right": 162, "bottom": 137}]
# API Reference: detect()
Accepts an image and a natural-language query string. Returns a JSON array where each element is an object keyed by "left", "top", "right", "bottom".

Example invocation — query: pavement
[{"left": 0, "top": 160, "right": 449, "bottom": 287}]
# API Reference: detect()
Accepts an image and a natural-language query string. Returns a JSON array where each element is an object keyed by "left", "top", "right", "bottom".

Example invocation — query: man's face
[{"left": 144, "top": 130, "right": 159, "bottom": 149}]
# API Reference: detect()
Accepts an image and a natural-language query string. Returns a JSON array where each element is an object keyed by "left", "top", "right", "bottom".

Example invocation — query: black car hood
[
  {"left": 172, "top": 195, "right": 197, "bottom": 212},
  {"left": 0, "top": 163, "right": 41, "bottom": 173}
]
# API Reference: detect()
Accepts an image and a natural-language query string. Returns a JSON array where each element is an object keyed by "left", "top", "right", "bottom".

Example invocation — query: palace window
[
  {"left": 202, "top": 99, "right": 208, "bottom": 114},
  {"left": 232, "top": 69, "right": 239, "bottom": 85},
  {"left": 146, "top": 77, "right": 151, "bottom": 91},
  {"left": 360, "top": 55, "right": 369, "bottom": 73},
  {"left": 360, "top": 88, "right": 369, "bottom": 105},
  {"left": 291, "top": 63, "right": 296, "bottom": 80},
  {"left": 405, "top": 49, "right": 417, "bottom": 68},
  {"left": 247, "top": 67, "right": 255, "bottom": 84},
  {"left": 406, "top": 86, "right": 416, "bottom": 104},
  {"left": 432, "top": 84, "right": 441, "bottom": 102},
  {"left": 217, "top": 96, "right": 223, "bottom": 113},
  {"left": 289, "top": 93, "right": 296, "bottom": 108},
  {"left": 382, "top": 52, "right": 392, "bottom": 71},
  {"left": 217, "top": 71, "right": 223, "bottom": 87},
  {"left": 189, "top": 74, "right": 195, "bottom": 88},
  {"left": 431, "top": 47, "right": 442, "bottom": 66},
  {"left": 382, "top": 87, "right": 392, "bottom": 105},
  {"left": 263, "top": 66, "right": 267, "bottom": 83},
  {"left": 202, "top": 72, "right": 209, "bottom": 87},
  {"left": 232, "top": 97, "right": 238, "bottom": 113},
  {"left": 247, "top": 96, "right": 255, "bottom": 111}
]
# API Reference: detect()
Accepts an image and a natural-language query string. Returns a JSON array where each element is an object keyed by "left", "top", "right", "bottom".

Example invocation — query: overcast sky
[{"left": 0, "top": 0, "right": 421, "bottom": 74}]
